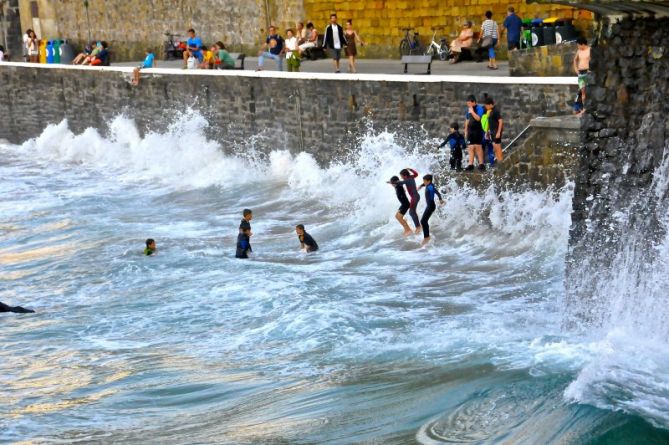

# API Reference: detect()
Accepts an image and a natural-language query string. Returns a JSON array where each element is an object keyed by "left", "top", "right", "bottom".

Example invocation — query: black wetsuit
[
  {"left": 397, "top": 169, "right": 420, "bottom": 228},
  {"left": 0, "top": 302, "right": 35, "bottom": 314},
  {"left": 236, "top": 232, "right": 252, "bottom": 259},
  {"left": 299, "top": 232, "right": 319, "bottom": 252},
  {"left": 394, "top": 182, "right": 410, "bottom": 215},
  {"left": 439, "top": 132, "right": 466, "bottom": 170},
  {"left": 421, "top": 183, "right": 443, "bottom": 238}
]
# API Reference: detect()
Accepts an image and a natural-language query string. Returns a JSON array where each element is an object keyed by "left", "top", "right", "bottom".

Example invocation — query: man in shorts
[
  {"left": 464, "top": 95, "right": 486, "bottom": 171},
  {"left": 323, "top": 13, "right": 347, "bottom": 73},
  {"left": 484, "top": 97, "right": 504, "bottom": 162},
  {"left": 573, "top": 37, "right": 591, "bottom": 116}
]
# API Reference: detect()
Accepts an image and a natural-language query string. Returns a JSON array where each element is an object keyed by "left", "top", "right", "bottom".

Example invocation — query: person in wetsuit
[
  {"left": 295, "top": 224, "right": 319, "bottom": 252},
  {"left": 397, "top": 168, "right": 421, "bottom": 234},
  {"left": 0, "top": 301, "right": 35, "bottom": 314},
  {"left": 144, "top": 238, "right": 156, "bottom": 256},
  {"left": 417, "top": 174, "right": 444, "bottom": 245},
  {"left": 238, "top": 208, "right": 253, "bottom": 253},
  {"left": 388, "top": 176, "right": 413, "bottom": 236},
  {"left": 236, "top": 227, "right": 252, "bottom": 259}
]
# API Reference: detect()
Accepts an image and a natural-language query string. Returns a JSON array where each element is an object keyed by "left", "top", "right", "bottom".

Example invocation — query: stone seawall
[
  {"left": 0, "top": 64, "right": 576, "bottom": 164},
  {"left": 567, "top": 16, "right": 669, "bottom": 304}
]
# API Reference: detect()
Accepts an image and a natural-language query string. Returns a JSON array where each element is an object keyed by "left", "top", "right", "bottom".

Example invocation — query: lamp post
[{"left": 83, "top": 0, "right": 91, "bottom": 42}]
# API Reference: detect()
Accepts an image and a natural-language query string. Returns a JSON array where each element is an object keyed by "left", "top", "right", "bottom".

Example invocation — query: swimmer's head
[
  {"left": 146, "top": 238, "right": 156, "bottom": 249},
  {"left": 295, "top": 224, "right": 305, "bottom": 235},
  {"left": 399, "top": 169, "right": 410, "bottom": 178},
  {"left": 390, "top": 175, "right": 400, "bottom": 184},
  {"left": 422, "top": 174, "right": 433, "bottom": 185},
  {"left": 243, "top": 209, "right": 253, "bottom": 221}
]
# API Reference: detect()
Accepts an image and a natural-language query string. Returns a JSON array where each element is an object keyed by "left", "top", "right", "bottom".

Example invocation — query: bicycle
[
  {"left": 425, "top": 26, "right": 449, "bottom": 61},
  {"left": 163, "top": 31, "right": 184, "bottom": 61},
  {"left": 399, "top": 27, "right": 423, "bottom": 57}
]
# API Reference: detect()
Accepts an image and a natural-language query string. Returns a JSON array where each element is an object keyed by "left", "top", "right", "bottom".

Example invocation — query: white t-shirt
[
  {"left": 0, "top": 50, "right": 4, "bottom": 62},
  {"left": 331, "top": 24, "right": 341, "bottom": 49},
  {"left": 285, "top": 36, "right": 298, "bottom": 58}
]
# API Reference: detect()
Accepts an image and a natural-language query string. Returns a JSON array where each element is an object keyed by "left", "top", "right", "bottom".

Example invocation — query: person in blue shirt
[
  {"left": 464, "top": 95, "right": 486, "bottom": 171},
  {"left": 417, "top": 174, "right": 444, "bottom": 245},
  {"left": 132, "top": 49, "right": 155, "bottom": 85},
  {"left": 502, "top": 6, "right": 523, "bottom": 51},
  {"left": 257, "top": 25, "right": 285, "bottom": 71},
  {"left": 439, "top": 122, "right": 466, "bottom": 171},
  {"left": 183, "top": 28, "right": 203, "bottom": 68}
]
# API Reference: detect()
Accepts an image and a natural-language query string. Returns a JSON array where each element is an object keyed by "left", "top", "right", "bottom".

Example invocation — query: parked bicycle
[
  {"left": 425, "top": 26, "right": 449, "bottom": 61},
  {"left": 163, "top": 31, "right": 185, "bottom": 61},
  {"left": 399, "top": 27, "right": 423, "bottom": 57}
]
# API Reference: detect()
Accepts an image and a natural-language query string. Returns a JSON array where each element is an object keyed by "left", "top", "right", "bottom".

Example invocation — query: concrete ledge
[
  {"left": 530, "top": 115, "right": 582, "bottom": 130},
  {"left": 0, "top": 61, "right": 578, "bottom": 85}
]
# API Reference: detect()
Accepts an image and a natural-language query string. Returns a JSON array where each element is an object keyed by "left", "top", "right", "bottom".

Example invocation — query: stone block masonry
[{"left": 0, "top": 64, "right": 576, "bottom": 166}]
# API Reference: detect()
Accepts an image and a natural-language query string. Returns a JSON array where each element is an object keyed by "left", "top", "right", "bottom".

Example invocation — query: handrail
[{"left": 503, "top": 123, "right": 532, "bottom": 153}]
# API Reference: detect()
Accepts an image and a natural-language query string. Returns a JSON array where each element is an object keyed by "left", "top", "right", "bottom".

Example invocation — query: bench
[
  {"left": 302, "top": 34, "right": 326, "bottom": 61},
  {"left": 401, "top": 55, "right": 433, "bottom": 74},
  {"left": 229, "top": 53, "right": 245, "bottom": 70}
]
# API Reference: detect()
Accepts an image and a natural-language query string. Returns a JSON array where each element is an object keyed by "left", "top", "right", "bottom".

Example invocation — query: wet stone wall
[
  {"left": 568, "top": 16, "right": 669, "bottom": 299},
  {"left": 0, "top": 65, "right": 574, "bottom": 166}
]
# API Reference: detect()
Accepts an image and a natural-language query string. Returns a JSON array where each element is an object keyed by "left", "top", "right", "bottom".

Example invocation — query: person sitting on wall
[
  {"left": 257, "top": 25, "right": 285, "bottom": 71},
  {"left": 89, "top": 42, "right": 110, "bottom": 66},
  {"left": 449, "top": 21, "right": 474, "bottom": 64},
  {"left": 298, "top": 22, "right": 318, "bottom": 56},
  {"left": 199, "top": 45, "right": 216, "bottom": 69},
  {"left": 72, "top": 41, "right": 95, "bottom": 64},
  {"left": 214, "top": 42, "right": 236, "bottom": 69},
  {"left": 183, "top": 28, "right": 204, "bottom": 68},
  {"left": 81, "top": 41, "right": 102, "bottom": 65},
  {"left": 0, "top": 45, "right": 5, "bottom": 62},
  {"left": 132, "top": 48, "right": 155, "bottom": 85}
]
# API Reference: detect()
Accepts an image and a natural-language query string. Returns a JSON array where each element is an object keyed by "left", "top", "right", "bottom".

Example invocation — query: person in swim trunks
[
  {"left": 417, "top": 174, "right": 444, "bottom": 245},
  {"left": 388, "top": 175, "right": 413, "bottom": 236},
  {"left": 236, "top": 227, "right": 252, "bottom": 259},
  {"left": 0, "top": 301, "right": 35, "bottom": 313},
  {"left": 295, "top": 224, "right": 319, "bottom": 252},
  {"left": 396, "top": 168, "right": 422, "bottom": 234},
  {"left": 573, "top": 37, "right": 590, "bottom": 116}
]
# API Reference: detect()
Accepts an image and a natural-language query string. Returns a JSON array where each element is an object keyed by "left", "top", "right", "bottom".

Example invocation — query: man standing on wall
[
  {"left": 323, "top": 13, "right": 347, "bottom": 73},
  {"left": 502, "top": 6, "right": 523, "bottom": 51}
]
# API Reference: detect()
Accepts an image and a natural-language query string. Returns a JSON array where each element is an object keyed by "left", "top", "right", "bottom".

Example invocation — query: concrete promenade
[{"left": 115, "top": 57, "right": 511, "bottom": 77}]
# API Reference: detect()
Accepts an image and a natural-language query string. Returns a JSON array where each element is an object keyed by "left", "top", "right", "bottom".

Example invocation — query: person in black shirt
[
  {"left": 484, "top": 97, "right": 504, "bottom": 162},
  {"left": 236, "top": 227, "right": 252, "bottom": 258},
  {"left": 417, "top": 174, "right": 444, "bottom": 245},
  {"left": 0, "top": 301, "right": 35, "bottom": 314},
  {"left": 296, "top": 224, "right": 319, "bottom": 252},
  {"left": 388, "top": 176, "right": 413, "bottom": 236}
]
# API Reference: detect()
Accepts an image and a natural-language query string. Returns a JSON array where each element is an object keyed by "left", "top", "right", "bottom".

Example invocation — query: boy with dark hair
[
  {"left": 236, "top": 227, "right": 252, "bottom": 259},
  {"left": 388, "top": 176, "right": 413, "bottom": 235},
  {"left": 439, "top": 122, "right": 466, "bottom": 171},
  {"left": 144, "top": 239, "right": 156, "bottom": 256},
  {"left": 417, "top": 174, "right": 444, "bottom": 245},
  {"left": 240, "top": 209, "right": 253, "bottom": 233},
  {"left": 573, "top": 37, "right": 590, "bottom": 116},
  {"left": 464, "top": 95, "right": 486, "bottom": 171},
  {"left": 132, "top": 48, "right": 155, "bottom": 85},
  {"left": 295, "top": 224, "right": 319, "bottom": 252}
]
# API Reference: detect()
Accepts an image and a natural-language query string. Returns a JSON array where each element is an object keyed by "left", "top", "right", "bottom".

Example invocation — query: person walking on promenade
[
  {"left": 573, "top": 37, "right": 591, "bottom": 116},
  {"left": 323, "top": 13, "right": 347, "bottom": 73},
  {"left": 464, "top": 95, "right": 486, "bottom": 171},
  {"left": 502, "top": 6, "right": 523, "bottom": 51},
  {"left": 344, "top": 19, "right": 364, "bottom": 73},
  {"left": 183, "top": 28, "right": 203, "bottom": 68},
  {"left": 257, "top": 25, "right": 285, "bottom": 71},
  {"left": 479, "top": 11, "right": 499, "bottom": 70}
]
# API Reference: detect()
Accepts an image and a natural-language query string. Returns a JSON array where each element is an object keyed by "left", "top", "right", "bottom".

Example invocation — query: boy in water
[
  {"left": 439, "top": 122, "right": 466, "bottom": 171},
  {"left": 240, "top": 209, "right": 253, "bottom": 235},
  {"left": 396, "top": 168, "right": 421, "bottom": 234},
  {"left": 236, "top": 227, "right": 252, "bottom": 259},
  {"left": 144, "top": 238, "right": 157, "bottom": 256},
  {"left": 295, "top": 224, "right": 319, "bottom": 252},
  {"left": 573, "top": 37, "right": 590, "bottom": 116},
  {"left": 417, "top": 174, "right": 444, "bottom": 245},
  {"left": 388, "top": 176, "right": 413, "bottom": 236}
]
